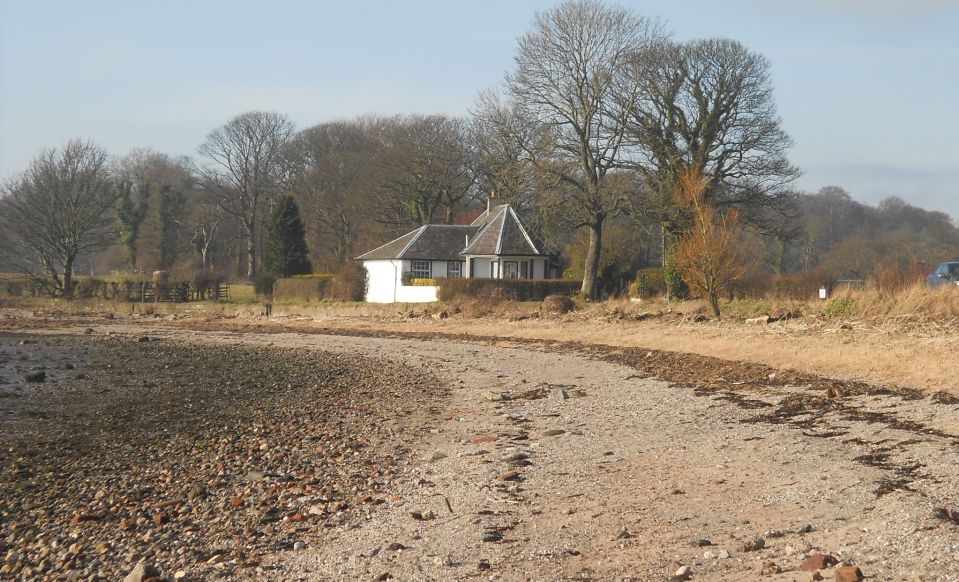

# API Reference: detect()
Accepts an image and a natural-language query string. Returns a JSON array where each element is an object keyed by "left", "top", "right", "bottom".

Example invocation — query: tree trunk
[
  {"left": 246, "top": 221, "right": 256, "bottom": 280},
  {"left": 708, "top": 291, "right": 721, "bottom": 318},
  {"left": 581, "top": 215, "right": 604, "bottom": 299},
  {"left": 62, "top": 255, "right": 75, "bottom": 299}
]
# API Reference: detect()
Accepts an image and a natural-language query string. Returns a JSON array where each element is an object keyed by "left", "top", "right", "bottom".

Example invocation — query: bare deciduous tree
[
  {"left": 628, "top": 38, "right": 800, "bottom": 220},
  {"left": 196, "top": 111, "right": 295, "bottom": 279},
  {"left": 289, "top": 119, "right": 382, "bottom": 267},
  {"left": 477, "top": 0, "right": 664, "bottom": 298},
  {"left": 0, "top": 140, "right": 117, "bottom": 297},
  {"left": 374, "top": 115, "right": 476, "bottom": 228}
]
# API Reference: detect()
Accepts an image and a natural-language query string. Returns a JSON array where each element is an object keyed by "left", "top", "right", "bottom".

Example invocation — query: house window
[
  {"left": 411, "top": 260, "right": 431, "bottom": 279},
  {"left": 520, "top": 261, "right": 529, "bottom": 279},
  {"left": 503, "top": 261, "right": 519, "bottom": 280},
  {"left": 447, "top": 261, "right": 462, "bottom": 278}
]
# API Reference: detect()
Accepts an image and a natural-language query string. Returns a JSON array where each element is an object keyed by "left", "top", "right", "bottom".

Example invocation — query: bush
[
  {"left": 273, "top": 277, "right": 331, "bottom": 302},
  {"left": 254, "top": 273, "right": 276, "bottom": 299},
  {"left": 438, "top": 279, "right": 581, "bottom": 303},
  {"left": 628, "top": 268, "right": 665, "bottom": 298},
  {"left": 542, "top": 294, "right": 575, "bottom": 316},
  {"left": 73, "top": 278, "right": 110, "bottom": 299},
  {"left": 411, "top": 278, "right": 437, "bottom": 286},
  {"left": 330, "top": 263, "right": 367, "bottom": 302}
]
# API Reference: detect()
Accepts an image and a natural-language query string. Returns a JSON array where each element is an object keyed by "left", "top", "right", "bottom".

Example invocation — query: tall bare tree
[
  {"left": 628, "top": 38, "right": 799, "bottom": 222},
  {"left": 476, "top": 0, "right": 664, "bottom": 298},
  {"left": 196, "top": 111, "right": 295, "bottom": 279},
  {"left": 0, "top": 140, "right": 118, "bottom": 297},
  {"left": 289, "top": 118, "right": 383, "bottom": 267},
  {"left": 374, "top": 115, "right": 476, "bottom": 228}
]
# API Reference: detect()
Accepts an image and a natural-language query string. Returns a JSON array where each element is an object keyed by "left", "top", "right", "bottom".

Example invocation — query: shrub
[
  {"left": 411, "top": 278, "right": 437, "bottom": 286},
  {"left": 824, "top": 296, "right": 857, "bottom": 318},
  {"left": 330, "top": 263, "right": 367, "bottom": 302},
  {"left": 290, "top": 273, "right": 334, "bottom": 281},
  {"left": 73, "top": 278, "right": 110, "bottom": 299},
  {"left": 254, "top": 273, "right": 276, "bottom": 299},
  {"left": 542, "top": 294, "right": 575, "bottom": 316},
  {"left": 437, "top": 279, "right": 581, "bottom": 303},
  {"left": 628, "top": 268, "right": 665, "bottom": 298}
]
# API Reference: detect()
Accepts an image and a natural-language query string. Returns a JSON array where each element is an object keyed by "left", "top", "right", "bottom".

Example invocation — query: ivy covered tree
[{"left": 262, "top": 195, "right": 312, "bottom": 277}]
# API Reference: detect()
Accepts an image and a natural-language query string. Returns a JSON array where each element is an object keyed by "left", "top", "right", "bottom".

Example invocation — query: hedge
[
  {"left": 272, "top": 277, "right": 333, "bottom": 302},
  {"left": 437, "top": 279, "right": 581, "bottom": 302}
]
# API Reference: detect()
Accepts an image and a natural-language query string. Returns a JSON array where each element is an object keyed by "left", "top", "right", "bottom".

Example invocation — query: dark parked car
[{"left": 926, "top": 261, "right": 959, "bottom": 287}]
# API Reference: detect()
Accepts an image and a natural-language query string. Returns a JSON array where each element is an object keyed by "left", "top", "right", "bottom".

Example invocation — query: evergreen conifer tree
[{"left": 262, "top": 196, "right": 312, "bottom": 277}]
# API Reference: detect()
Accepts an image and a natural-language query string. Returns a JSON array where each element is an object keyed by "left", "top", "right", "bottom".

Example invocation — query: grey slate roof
[
  {"left": 355, "top": 225, "right": 477, "bottom": 261},
  {"left": 355, "top": 204, "right": 550, "bottom": 261},
  {"left": 463, "top": 204, "right": 546, "bottom": 256}
]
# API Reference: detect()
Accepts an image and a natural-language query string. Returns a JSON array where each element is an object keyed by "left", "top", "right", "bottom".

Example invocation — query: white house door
[{"left": 503, "top": 261, "right": 519, "bottom": 279}]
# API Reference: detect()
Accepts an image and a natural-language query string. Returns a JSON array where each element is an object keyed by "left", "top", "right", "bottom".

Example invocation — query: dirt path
[{"left": 54, "top": 324, "right": 959, "bottom": 581}]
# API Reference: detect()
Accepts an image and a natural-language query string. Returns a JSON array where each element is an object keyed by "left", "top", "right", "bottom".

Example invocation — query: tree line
[{"left": 1, "top": 0, "right": 956, "bottom": 300}]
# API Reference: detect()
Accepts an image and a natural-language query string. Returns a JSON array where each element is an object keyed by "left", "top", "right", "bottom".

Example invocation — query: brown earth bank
[{"left": 2, "top": 311, "right": 959, "bottom": 580}]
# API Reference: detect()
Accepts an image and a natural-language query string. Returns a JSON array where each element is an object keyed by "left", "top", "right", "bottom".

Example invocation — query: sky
[{"left": 2, "top": 0, "right": 958, "bottom": 219}]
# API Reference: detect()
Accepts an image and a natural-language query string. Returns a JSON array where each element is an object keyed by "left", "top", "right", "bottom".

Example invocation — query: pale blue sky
[{"left": 2, "top": 0, "right": 958, "bottom": 219}]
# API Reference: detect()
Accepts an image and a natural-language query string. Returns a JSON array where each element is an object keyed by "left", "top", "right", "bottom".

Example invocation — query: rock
[
  {"left": 470, "top": 434, "right": 499, "bottom": 444},
  {"left": 672, "top": 565, "right": 692, "bottom": 580},
  {"left": 123, "top": 562, "right": 160, "bottom": 582},
  {"left": 23, "top": 371, "right": 46, "bottom": 383},
  {"left": 477, "top": 560, "right": 491, "bottom": 571},
  {"left": 497, "top": 470, "right": 521, "bottom": 481},
  {"left": 230, "top": 496, "right": 244, "bottom": 509},
  {"left": 293, "top": 541, "right": 306, "bottom": 551},
  {"left": 800, "top": 554, "right": 838, "bottom": 571},
  {"left": 739, "top": 537, "right": 765, "bottom": 552},
  {"left": 424, "top": 452, "right": 447, "bottom": 462},
  {"left": 137, "top": 336, "right": 151, "bottom": 343},
  {"left": 83, "top": 328, "right": 94, "bottom": 335},
  {"left": 834, "top": 566, "right": 863, "bottom": 582},
  {"left": 703, "top": 551, "right": 715, "bottom": 559},
  {"left": 718, "top": 549, "right": 731, "bottom": 559},
  {"left": 747, "top": 316, "right": 771, "bottom": 325},
  {"left": 760, "top": 562, "right": 782, "bottom": 575},
  {"left": 245, "top": 470, "right": 267, "bottom": 481},
  {"left": 535, "top": 429, "right": 566, "bottom": 438},
  {"left": 431, "top": 311, "right": 449, "bottom": 320},
  {"left": 173, "top": 572, "right": 187, "bottom": 580},
  {"left": 550, "top": 388, "right": 570, "bottom": 400},
  {"left": 542, "top": 295, "right": 575, "bottom": 316},
  {"left": 811, "top": 572, "right": 824, "bottom": 581},
  {"left": 616, "top": 527, "right": 631, "bottom": 540},
  {"left": 690, "top": 539, "right": 712, "bottom": 547},
  {"left": 152, "top": 513, "right": 168, "bottom": 526},
  {"left": 386, "top": 543, "right": 406, "bottom": 551},
  {"left": 826, "top": 385, "right": 845, "bottom": 399},
  {"left": 484, "top": 391, "right": 510, "bottom": 402}
]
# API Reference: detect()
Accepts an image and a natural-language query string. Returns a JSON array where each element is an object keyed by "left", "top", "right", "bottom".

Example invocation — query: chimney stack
[{"left": 488, "top": 189, "right": 496, "bottom": 213}]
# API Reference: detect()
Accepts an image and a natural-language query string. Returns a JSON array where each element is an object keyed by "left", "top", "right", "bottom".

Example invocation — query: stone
[
  {"left": 760, "top": 562, "right": 782, "bottom": 575},
  {"left": 673, "top": 565, "right": 692, "bottom": 580},
  {"left": 747, "top": 316, "right": 771, "bottom": 325},
  {"left": 834, "top": 566, "right": 863, "bottom": 582},
  {"left": 535, "top": 429, "right": 566, "bottom": 438},
  {"left": 245, "top": 470, "right": 267, "bottom": 482},
  {"left": 137, "top": 336, "right": 151, "bottom": 343},
  {"left": 811, "top": 572, "right": 824, "bottom": 581},
  {"left": 230, "top": 496, "right": 244, "bottom": 509},
  {"left": 497, "top": 470, "right": 521, "bottom": 481},
  {"left": 23, "top": 371, "right": 46, "bottom": 383},
  {"left": 424, "top": 452, "right": 447, "bottom": 462},
  {"left": 703, "top": 551, "right": 716, "bottom": 559},
  {"left": 123, "top": 562, "right": 160, "bottom": 582},
  {"left": 173, "top": 572, "right": 187, "bottom": 580},
  {"left": 470, "top": 434, "right": 499, "bottom": 444},
  {"left": 800, "top": 554, "right": 838, "bottom": 571},
  {"left": 293, "top": 541, "right": 306, "bottom": 551},
  {"left": 718, "top": 549, "right": 731, "bottom": 559},
  {"left": 152, "top": 513, "right": 168, "bottom": 526},
  {"left": 739, "top": 537, "right": 765, "bottom": 552},
  {"left": 550, "top": 388, "right": 570, "bottom": 400},
  {"left": 484, "top": 391, "right": 509, "bottom": 402}
]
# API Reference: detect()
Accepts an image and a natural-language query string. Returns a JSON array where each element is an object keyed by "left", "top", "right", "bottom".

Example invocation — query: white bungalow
[{"left": 356, "top": 203, "right": 556, "bottom": 303}]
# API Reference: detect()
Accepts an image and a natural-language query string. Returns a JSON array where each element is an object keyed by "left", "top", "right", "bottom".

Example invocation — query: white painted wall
[{"left": 363, "top": 259, "right": 439, "bottom": 303}]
